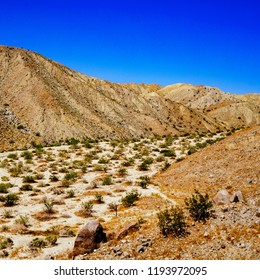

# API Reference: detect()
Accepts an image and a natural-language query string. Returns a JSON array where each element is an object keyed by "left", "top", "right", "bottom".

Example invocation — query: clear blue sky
[{"left": 1, "top": 0, "right": 260, "bottom": 93}]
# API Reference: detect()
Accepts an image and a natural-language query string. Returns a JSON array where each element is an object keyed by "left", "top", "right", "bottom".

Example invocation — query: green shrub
[
  {"left": 0, "top": 183, "right": 13, "bottom": 193},
  {"left": 23, "top": 175, "right": 36, "bottom": 183},
  {"left": 66, "top": 189, "right": 75, "bottom": 198},
  {"left": 157, "top": 206, "right": 187, "bottom": 237},
  {"left": 138, "top": 176, "right": 150, "bottom": 189},
  {"left": 4, "top": 193, "right": 19, "bottom": 206},
  {"left": 102, "top": 176, "right": 113, "bottom": 185},
  {"left": 187, "top": 146, "right": 197, "bottom": 155},
  {"left": 0, "top": 237, "right": 13, "bottom": 249},
  {"left": 15, "top": 215, "right": 30, "bottom": 227},
  {"left": 81, "top": 201, "right": 94, "bottom": 216},
  {"left": 7, "top": 153, "right": 18, "bottom": 160},
  {"left": 121, "top": 189, "right": 141, "bottom": 207},
  {"left": 43, "top": 199, "right": 54, "bottom": 214},
  {"left": 21, "top": 151, "right": 33, "bottom": 160},
  {"left": 64, "top": 172, "right": 77, "bottom": 181},
  {"left": 30, "top": 237, "right": 47, "bottom": 248},
  {"left": 95, "top": 192, "right": 104, "bottom": 203},
  {"left": 185, "top": 189, "right": 213, "bottom": 221},
  {"left": 161, "top": 161, "right": 171, "bottom": 171},
  {"left": 160, "top": 149, "right": 176, "bottom": 157},
  {"left": 20, "top": 184, "right": 33, "bottom": 191},
  {"left": 138, "top": 161, "right": 149, "bottom": 171},
  {"left": 108, "top": 202, "right": 118, "bottom": 216}
]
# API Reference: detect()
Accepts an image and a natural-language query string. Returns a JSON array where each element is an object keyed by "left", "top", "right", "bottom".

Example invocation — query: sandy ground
[{"left": 0, "top": 133, "right": 227, "bottom": 259}]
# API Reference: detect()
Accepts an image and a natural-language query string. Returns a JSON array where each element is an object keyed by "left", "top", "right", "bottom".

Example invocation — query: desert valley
[{"left": 0, "top": 46, "right": 259, "bottom": 260}]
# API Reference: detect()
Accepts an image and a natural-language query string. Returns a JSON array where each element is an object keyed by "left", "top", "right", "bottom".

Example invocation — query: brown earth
[{"left": 0, "top": 45, "right": 223, "bottom": 151}]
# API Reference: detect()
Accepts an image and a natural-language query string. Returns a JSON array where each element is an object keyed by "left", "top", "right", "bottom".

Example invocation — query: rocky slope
[
  {"left": 0, "top": 45, "right": 259, "bottom": 151},
  {"left": 154, "top": 125, "right": 260, "bottom": 203},
  {"left": 0, "top": 46, "right": 221, "bottom": 151},
  {"left": 157, "top": 83, "right": 260, "bottom": 129}
]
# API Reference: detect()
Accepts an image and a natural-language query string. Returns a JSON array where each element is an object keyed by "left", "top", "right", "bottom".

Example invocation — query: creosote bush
[
  {"left": 4, "top": 193, "right": 19, "bottom": 206},
  {"left": 157, "top": 206, "right": 187, "bottom": 237},
  {"left": 121, "top": 189, "right": 141, "bottom": 207},
  {"left": 185, "top": 189, "right": 213, "bottom": 221}
]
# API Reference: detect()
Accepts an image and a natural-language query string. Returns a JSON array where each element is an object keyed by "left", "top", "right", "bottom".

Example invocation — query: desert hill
[
  {"left": 157, "top": 83, "right": 260, "bottom": 129},
  {"left": 154, "top": 125, "right": 260, "bottom": 203},
  {"left": 0, "top": 45, "right": 259, "bottom": 151},
  {"left": 0, "top": 46, "right": 222, "bottom": 150}
]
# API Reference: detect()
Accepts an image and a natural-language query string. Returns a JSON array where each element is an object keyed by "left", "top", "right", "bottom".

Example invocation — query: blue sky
[{"left": 1, "top": 0, "right": 259, "bottom": 93}]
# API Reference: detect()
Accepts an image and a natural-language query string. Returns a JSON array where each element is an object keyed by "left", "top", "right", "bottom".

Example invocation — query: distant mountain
[
  {"left": 0, "top": 45, "right": 259, "bottom": 150},
  {"left": 157, "top": 83, "right": 260, "bottom": 129}
]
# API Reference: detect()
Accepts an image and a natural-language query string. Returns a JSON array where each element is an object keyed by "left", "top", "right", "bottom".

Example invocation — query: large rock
[
  {"left": 116, "top": 222, "right": 139, "bottom": 240},
  {"left": 212, "top": 189, "right": 231, "bottom": 205},
  {"left": 72, "top": 221, "right": 106, "bottom": 256}
]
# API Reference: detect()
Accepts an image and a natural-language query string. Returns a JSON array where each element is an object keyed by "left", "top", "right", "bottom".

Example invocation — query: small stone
[
  {"left": 256, "top": 209, "right": 260, "bottom": 218},
  {"left": 230, "top": 191, "right": 244, "bottom": 203},
  {"left": 220, "top": 243, "right": 226, "bottom": 249},
  {"left": 137, "top": 245, "right": 145, "bottom": 253},
  {"left": 245, "top": 178, "right": 252, "bottom": 184},
  {"left": 204, "top": 232, "right": 209, "bottom": 237}
]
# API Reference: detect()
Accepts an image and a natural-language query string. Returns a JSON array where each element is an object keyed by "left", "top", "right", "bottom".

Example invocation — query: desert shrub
[
  {"left": 43, "top": 199, "right": 54, "bottom": 214},
  {"left": 94, "top": 164, "right": 106, "bottom": 172},
  {"left": 21, "top": 151, "right": 33, "bottom": 160},
  {"left": 15, "top": 215, "right": 30, "bottom": 227},
  {"left": 95, "top": 193, "right": 104, "bottom": 203},
  {"left": 50, "top": 174, "right": 59, "bottom": 182},
  {"left": 185, "top": 189, "right": 213, "bottom": 221},
  {"left": 121, "top": 189, "right": 141, "bottom": 207},
  {"left": 61, "top": 179, "right": 71, "bottom": 188},
  {"left": 30, "top": 237, "right": 47, "bottom": 248},
  {"left": 9, "top": 162, "right": 23, "bottom": 177},
  {"left": 20, "top": 184, "right": 33, "bottom": 191},
  {"left": 157, "top": 206, "right": 187, "bottom": 237},
  {"left": 45, "top": 235, "right": 57, "bottom": 246},
  {"left": 1, "top": 176, "right": 9, "bottom": 181},
  {"left": 35, "top": 173, "right": 44, "bottom": 180},
  {"left": 23, "top": 175, "right": 35, "bottom": 183},
  {"left": 64, "top": 172, "right": 77, "bottom": 181},
  {"left": 7, "top": 153, "right": 18, "bottom": 160},
  {"left": 0, "top": 237, "right": 13, "bottom": 249},
  {"left": 108, "top": 202, "right": 118, "bottom": 216},
  {"left": 138, "top": 176, "right": 150, "bottom": 189},
  {"left": 0, "top": 183, "right": 13, "bottom": 193},
  {"left": 187, "top": 146, "right": 197, "bottom": 155},
  {"left": 98, "top": 157, "right": 110, "bottom": 164},
  {"left": 143, "top": 157, "right": 154, "bottom": 165},
  {"left": 160, "top": 149, "right": 176, "bottom": 157},
  {"left": 66, "top": 189, "right": 75, "bottom": 198},
  {"left": 102, "top": 176, "right": 113, "bottom": 185},
  {"left": 2, "top": 209, "right": 13, "bottom": 218},
  {"left": 4, "top": 193, "right": 19, "bottom": 206},
  {"left": 81, "top": 201, "right": 94, "bottom": 216},
  {"left": 161, "top": 161, "right": 171, "bottom": 171},
  {"left": 138, "top": 161, "right": 149, "bottom": 171},
  {"left": 118, "top": 168, "right": 127, "bottom": 177}
]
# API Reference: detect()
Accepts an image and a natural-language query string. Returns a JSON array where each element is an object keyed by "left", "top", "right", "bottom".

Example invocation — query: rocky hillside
[
  {"left": 0, "top": 45, "right": 259, "bottom": 151},
  {"left": 154, "top": 125, "right": 260, "bottom": 203},
  {"left": 157, "top": 83, "right": 260, "bottom": 129}
]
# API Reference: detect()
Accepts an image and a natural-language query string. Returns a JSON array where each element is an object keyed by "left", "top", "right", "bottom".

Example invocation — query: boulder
[
  {"left": 72, "top": 221, "right": 106, "bottom": 256},
  {"left": 230, "top": 191, "right": 244, "bottom": 203},
  {"left": 212, "top": 189, "right": 231, "bottom": 205},
  {"left": 116, "top": 222, "right": 139, "bottom": 240}
]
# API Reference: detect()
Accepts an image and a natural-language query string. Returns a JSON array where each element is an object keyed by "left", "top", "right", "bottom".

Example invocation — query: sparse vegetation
[
  {"left": 121, "top": 189, "right": 141, "bottom": 207},
  {"left": 157, "top": 206, "right": 187, "bottom": 237},
  {"left": 185, "top": 189, "right": 213, "bottom": 221}
]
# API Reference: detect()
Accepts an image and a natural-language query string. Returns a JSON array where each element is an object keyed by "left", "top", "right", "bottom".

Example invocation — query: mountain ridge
[{"left": 0, "top": 45, "right": 259, "bottom": 150}]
